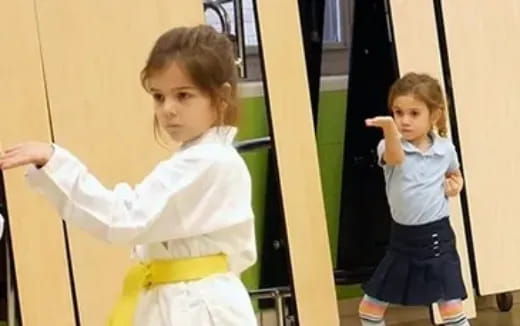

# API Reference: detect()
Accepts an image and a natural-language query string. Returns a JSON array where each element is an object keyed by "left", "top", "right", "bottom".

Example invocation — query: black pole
[
  {"left": 0, "top": 173, "right": 21, "bottom": 324},
  {"left": 336, "top": 0, "right": 399, "bottom": 283},
  {"left": 298, "top": 0, "right": 326, "bottom": 126},
  {"left": 432, "top": 0, "right": 477, "bottom": 294}
]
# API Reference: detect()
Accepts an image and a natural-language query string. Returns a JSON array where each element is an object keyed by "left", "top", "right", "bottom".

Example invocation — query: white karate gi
[{"left": 26, "top": 126, "right": 258, "bottom": 325}]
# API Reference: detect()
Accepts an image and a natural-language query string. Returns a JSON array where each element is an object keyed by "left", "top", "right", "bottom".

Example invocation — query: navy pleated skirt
[{"left": 362, "top": 217, "right": 467, "bottom": 306}]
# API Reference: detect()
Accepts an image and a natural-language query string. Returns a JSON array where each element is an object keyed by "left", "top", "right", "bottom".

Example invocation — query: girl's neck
[
  {"left": 409, "top": 133, "right": 433, "bottom": 152},
  {"left": 180, "top": 130, "right": 210, "bottom": 150}
]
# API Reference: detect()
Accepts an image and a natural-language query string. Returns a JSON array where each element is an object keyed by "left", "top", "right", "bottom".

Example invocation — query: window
[
  {"left": 204, "top": 0, "right": 353, "bottom": 80},
  {"left": 324, "top": 0, "right": 344, "bottom": 43},
  {"left": 205, "top": 0, "right": 258, "bottom": 46}
]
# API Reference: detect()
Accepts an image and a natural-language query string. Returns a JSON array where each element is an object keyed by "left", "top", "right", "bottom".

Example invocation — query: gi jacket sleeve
[{"left": 25, "top": 144, "right": 253, "bottom": 245}]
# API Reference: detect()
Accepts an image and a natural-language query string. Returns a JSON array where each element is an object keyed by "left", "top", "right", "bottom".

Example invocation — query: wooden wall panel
[
  {"left": 442, "top": 0, "right": 520, "bottom": 296},
  {"left": 34, "top": 1, "right": 204, "bottom": 324},
  {"left": 0, "top": 1, "right": 75, "bottom": 325},
  {"left": 255, "top": 1, "right": 340, "bottom": 325}
]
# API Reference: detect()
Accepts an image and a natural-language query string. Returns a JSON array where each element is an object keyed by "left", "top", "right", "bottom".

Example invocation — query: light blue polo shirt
[{"left": 377, "top": 133, "right": 460, "bottom": 225}]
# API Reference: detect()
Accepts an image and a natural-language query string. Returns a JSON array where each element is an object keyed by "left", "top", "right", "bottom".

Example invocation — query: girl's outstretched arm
[{"left": 366, "top": 116, "right": 404, "bottom": 165}]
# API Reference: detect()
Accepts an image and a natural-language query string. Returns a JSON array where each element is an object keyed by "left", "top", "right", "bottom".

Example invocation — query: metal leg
[
  {"left": 249, "top": 287, "right": 292, "bottom": 326},
  {"left": 274, "top": 291, "right": 285, "bottom": 326}
]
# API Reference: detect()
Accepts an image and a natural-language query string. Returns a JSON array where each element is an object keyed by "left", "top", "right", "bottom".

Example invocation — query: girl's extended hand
[
  {"left": 0, "top": 142, "right": 54, "bottom": 170},
  {"left": 365, "top": 116, "right": 396, "bottom": 129}
]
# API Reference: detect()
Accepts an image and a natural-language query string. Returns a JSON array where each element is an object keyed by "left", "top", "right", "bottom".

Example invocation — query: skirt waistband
[{"left": 389, "top": 217, "right": 455, "bottom": 258}]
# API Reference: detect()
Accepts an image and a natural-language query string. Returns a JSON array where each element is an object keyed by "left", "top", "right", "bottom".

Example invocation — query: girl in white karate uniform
[{"left": 0, "top": 25, "right": 257, "bottom": 326}]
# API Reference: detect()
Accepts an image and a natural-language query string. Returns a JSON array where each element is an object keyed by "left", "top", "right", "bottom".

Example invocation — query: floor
[
  {"left": 258, "top": 296, "right": 520, "bottom": 325},
  {"left": 395, "top": 305, "right": 520, "bottom": 326},
  {"left": 340, "top": 301, "right": 520, "bottom": 326}
]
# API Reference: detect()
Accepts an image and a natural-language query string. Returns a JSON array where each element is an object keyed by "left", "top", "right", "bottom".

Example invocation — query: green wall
[{"left": 237, "top": 89, "right": 362, "bottom": 300}]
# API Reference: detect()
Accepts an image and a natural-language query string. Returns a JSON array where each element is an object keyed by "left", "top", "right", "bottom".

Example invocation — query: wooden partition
[
  {"left": 4, "top": 1, "right": 342, "bottom": 324},
  {"left": 441, "top": 0, "right": 520, "bottom": 296},
  {"left": 389, "top": 0, "right": 477, "bottom": 321},
  {"left": 0, "top": 1, "right": 76, "bottom": 325},
  {"left": 33, "top": 1, "right": 204, "bottom": 324},
  {"left": 255, "top": 1, "right": 340, "bottom": 325}
]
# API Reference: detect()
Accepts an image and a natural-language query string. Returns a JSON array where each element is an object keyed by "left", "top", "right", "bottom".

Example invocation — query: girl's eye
[
  {"left": 153, "top": 93, "right": 164, "bottom": 102},
  {"left": 178, "top": 92, "right": 192, "bottom": 101}
]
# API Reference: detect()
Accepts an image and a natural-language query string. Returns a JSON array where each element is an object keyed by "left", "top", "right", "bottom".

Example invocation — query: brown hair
[
  {"left": 141, "top": 25, "right": 239, "bottom": 140},
  {"left": 388, "top": 72, "right": 448, "bottom": 137}
]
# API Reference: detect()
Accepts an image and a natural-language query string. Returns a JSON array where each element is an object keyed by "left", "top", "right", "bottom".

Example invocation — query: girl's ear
[
  {"left": 430, "top": 107, "right": 441, "bottom": 125},
  {"left": 220, "top": 82, "right": 232, "bottom": 101},
  {"left": 214, "top": 83, "right": 232, "bottom": 125}
]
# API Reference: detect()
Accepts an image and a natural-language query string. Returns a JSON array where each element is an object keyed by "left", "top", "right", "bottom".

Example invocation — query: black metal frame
[
  {"left": 335, "top": 0, "right": 399, "bottom": 284},
  {"left": 203, "top": 0, "right": 247, "bottom": 78}
]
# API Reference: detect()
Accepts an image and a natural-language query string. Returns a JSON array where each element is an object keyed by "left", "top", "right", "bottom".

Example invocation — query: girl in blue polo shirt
[{"left": 358, "top": 72, "right": 469, "bottom": 326}]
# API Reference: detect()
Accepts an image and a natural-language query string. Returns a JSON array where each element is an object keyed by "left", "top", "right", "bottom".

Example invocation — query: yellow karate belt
[{"left": 108, "top": 253, "right": 228, "bottom": 326}]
